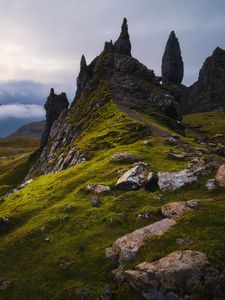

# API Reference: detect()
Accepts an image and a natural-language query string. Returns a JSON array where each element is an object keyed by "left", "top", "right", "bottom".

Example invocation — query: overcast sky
[{"left": 0, "top": 0, "right": 225, "bottom": 136}]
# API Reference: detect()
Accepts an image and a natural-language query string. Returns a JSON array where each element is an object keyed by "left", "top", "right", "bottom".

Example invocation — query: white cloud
[{"left": 0, "top": 104, "right": 45, "bottom": 120}]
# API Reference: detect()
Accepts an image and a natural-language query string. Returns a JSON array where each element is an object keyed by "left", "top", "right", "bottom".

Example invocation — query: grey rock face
[
  {"left": 40, "top": 88, "right": 69, "bottom": 149},
  {"left": 114, "top": 18, "right": 131, "bottom": 56},
  {"left": 181, "top": 47, "right": 225, "bottom": 114},
  {"left": 162, "top": 31, "right": 184, "bottom": 85}
]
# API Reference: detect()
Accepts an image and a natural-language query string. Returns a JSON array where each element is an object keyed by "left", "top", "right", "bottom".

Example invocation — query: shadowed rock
[
  {"left": 76, "top": 55, "right": 89, "bottom": 98},
  {"left": 162, "top": 31, "right": 184, "bottom": 85},
  {"left": 114, "top": 18, "right": 131, "bottom": 56},
  {"left": 181, "top": 47, "right": 225, "bottom": 114},
  {"left": 40, "top": 88, "right": 69, "bottom": 149}
]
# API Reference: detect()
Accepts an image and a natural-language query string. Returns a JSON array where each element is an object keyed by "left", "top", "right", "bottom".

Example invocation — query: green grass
[
  {"left": 183, "top": 111, "right": 225, "bottom": 141},
  {"left": 0, "top": 137, "right": 40, "bottom": 196},
  {"left": 0, "top": 95, "right": 224, "bottom": 299}
]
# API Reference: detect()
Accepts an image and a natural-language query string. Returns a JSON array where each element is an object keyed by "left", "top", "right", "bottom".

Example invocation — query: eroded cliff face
[{"left": 181, "top": 47, "right": 225, "bottom": 114}]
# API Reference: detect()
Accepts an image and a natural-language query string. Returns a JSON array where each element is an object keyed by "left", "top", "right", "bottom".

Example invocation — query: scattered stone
[
  {"left": 137, "top": 210, "right": 161, "bottom": 220},
  {"left": 143, "top": 140, "right": 151, "bottom": 146},
  {"left": 87, "top": 183, "right": 111, "bottom": 194},
  {"left": 214, "top": 133, "right": 224, "bottom": 139},
  {"left": 74, "top": 288, "right": 93, "bottom": 300},
  {"left": 111, "top": 152, "right": 140, "bottom": 163},
  {"left": 125, "top": 250, "right": 211, "bottom": 299},
  {"left": 167, "top": 149, "right": 188, "bottom": 160},
  {"left": 161, "top": 200, "right": 200, "bottom": 218},
  {"left": 215, "top": 143, "right": 225, "bottom": 156},
  {"left": 101, "top": 284, "right": 112, "bottom": 300},
  {"left": 206, "top": 179, "right": 218, "bottom": 191},
  {"left": 91, "top": 196, "right": 101, "bottom": 207},
  {"left": 176, "top": 237, "right": 194, "bottom": 245},
  {"left": 45, "top": 237, "right": 50, "bottom": 242},
  {"left": 105, "top": 218, "right": 176, "bottom": 264},
  {"left": 18, "top": 179, "right": 33, "bottom": 189},
  {"left": 216, "top": 163, "right": 225, "bottom": 187},
  {"left": 165, "top": 136, "right": 178, "bottom": 145},
  {"left": 0, "top": 216, "right": 9, "bottom": 225},
  {"left": 0, "top": 280, "right": 11, "bottom": 290},
  {"left": 162, "top": 31, "right": 184, "bottom": 85},
  {"left": 112, "top": 265, "right": 125, "bottom": 285}
]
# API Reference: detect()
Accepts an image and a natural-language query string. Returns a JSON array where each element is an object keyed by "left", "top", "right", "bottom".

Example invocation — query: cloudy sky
[{"left": 0, "top": 0, "right": 225, "bottom": 136}]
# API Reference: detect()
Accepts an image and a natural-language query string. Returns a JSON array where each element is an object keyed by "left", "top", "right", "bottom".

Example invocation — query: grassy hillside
[
  {"left": 0, "top": 136, "right": 40, "bottom": 197},
  {"left": 0, "top": 105, "right": 224, "bottom": 299}
]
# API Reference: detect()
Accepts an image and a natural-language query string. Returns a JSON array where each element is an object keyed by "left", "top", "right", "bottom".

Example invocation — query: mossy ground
[
  {"left": 0, "top": 104, "right": 224, "bottom": 299},
  {"left": 0, "top": 137, "right": 40, "bottom": 197}
]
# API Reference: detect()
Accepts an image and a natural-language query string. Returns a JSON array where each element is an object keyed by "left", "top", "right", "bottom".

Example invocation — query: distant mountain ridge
[{"left": 10, "top": 120, "right": 45, "bottom": 138}]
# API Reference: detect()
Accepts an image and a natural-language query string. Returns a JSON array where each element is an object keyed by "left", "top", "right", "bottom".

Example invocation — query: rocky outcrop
[
  {"left": 181, "top": 47, "right": 225, "bottom": 114},
  {"left": 114, "top": 18, "right": 131, "bottom": 56},
  {"left": 162, "top": 31, "right": 184, "bottom": 85},
  {"left": 105, "top": 218, "right": 176, "bottom": 264},
  {"left": 40, "top": 88, "right": 69, "bottom": 149},
  {"left": 216, "top": 163, "right": 225, "bottom": 187},
  {"left": 158, "top": 157, "right": 216, "bottom": 192},
  {"left": 75, "top": 55, "right": 89, "bottom": 99},
  {"left": 125, "top": 250, "right": 224, "bottom": 300}
]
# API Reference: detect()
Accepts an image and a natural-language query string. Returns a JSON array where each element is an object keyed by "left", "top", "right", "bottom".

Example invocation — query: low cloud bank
[{"left": 0, "top": 104, "right": 45, "bottom": 120}]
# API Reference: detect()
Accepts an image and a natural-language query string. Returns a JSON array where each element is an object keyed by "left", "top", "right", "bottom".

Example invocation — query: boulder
[
  {"left": 158, "top": 169, "right": 198, "bottom": 192},
  {"left": 116, "top": 163, "right": 158, "bottom": 191},
  {"left": 125, "top": 250, "right": 211, "bottom": 299},
  {"left": 161, "top": 200, "right": 200, "bottom": 218},
  {"left": 87, "top": 183, "right": 111, "bottom": 194},
  {"left": 216, "top": 164, "right": 225, "bottom": 187},
  {"left": 111, "top": 152, "right": 140, "bottom": 163},
  {"left": 105, "top": 218, "right": 176, "bottom": 264}
]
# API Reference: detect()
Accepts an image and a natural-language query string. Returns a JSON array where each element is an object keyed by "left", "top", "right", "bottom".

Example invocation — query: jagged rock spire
[
  {"left": 40, "top": 89, "right": 69, "bottom": 149},
  {"left": 161, "top": 31, "right": 183, "bottom": 85},
  {"left": 76, "top": 54, "right": 89, "bottom": 98},
  {"left": 114, "top": 17, "right": 131, "bottom": 56}
]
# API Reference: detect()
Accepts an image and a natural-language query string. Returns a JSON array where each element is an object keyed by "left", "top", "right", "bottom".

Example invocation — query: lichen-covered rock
[
  {"left": 158, "top": 169, "right": 198, "bottom": 192},
  {"left": 216, "top": 163, "right": 225, "bottom": 187},
  {"left": 161, "top": 200, "right": 200, "bottom": 218},
  {"left": 40, "top": 88, "right": 69, "bottom": 149},
  {"left": 162, "top": 31, "right": 184, "bottom": 85},
  {"left": 105, "top": 218, "right": 176, "bottom": 264},
  {"left": 87, "top": 183, "right": 111, "bottom": 194},
  {"left": 125, "top": 250, "right": 211, "bottom": 299}
]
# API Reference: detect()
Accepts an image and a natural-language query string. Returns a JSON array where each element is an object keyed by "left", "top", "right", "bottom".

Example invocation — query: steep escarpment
[
  {"left": 181, "top": 47, "right": 225, "bottom": 114},
  {"left": 31, "top": 19, "right": 183, "bottom": 176}
]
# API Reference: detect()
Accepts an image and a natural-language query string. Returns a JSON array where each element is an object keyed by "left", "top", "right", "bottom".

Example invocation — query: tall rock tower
[{"left": 161, "top": 31, "right": 183, "bottom": 85}]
